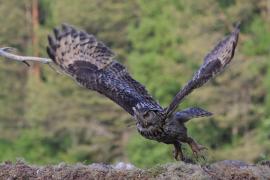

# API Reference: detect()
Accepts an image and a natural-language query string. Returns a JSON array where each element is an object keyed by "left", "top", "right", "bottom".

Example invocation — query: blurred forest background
[{"left": 0, "top": 0, "right": 269, "bottom": 168}]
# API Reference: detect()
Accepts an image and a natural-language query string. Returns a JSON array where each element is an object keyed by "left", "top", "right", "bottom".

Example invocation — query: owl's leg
[
  {"left": 185, "top": 137, "right": 207, "bottom": 159},
  {"left": 173, "top": 142, "right": 184, "bottom": 160}
]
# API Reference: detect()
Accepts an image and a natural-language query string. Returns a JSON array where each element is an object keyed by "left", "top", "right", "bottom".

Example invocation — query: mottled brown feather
[
  {"left": 165, "top": 25, "right": 240, "bottom": 117},
  {"left": 47, "top": 24, "right": 163, "bottom": 115}
]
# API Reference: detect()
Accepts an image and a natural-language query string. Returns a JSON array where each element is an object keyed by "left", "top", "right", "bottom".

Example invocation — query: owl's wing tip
[{"left": 233, "top": 21, "right": 241, "bottom": 34}]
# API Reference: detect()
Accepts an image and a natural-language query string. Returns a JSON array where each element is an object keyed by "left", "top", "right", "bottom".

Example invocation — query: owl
[{"left": 0, "top": 24, "right": 239, "bottom": 160}]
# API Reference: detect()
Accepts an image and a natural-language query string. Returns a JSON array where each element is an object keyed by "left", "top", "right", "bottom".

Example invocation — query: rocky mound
[{"left": 0, "top": 160, "right": 270, "bottom": 179}]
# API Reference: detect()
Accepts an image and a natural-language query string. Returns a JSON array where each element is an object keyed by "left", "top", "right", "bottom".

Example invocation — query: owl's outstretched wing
[
  {"left": 165, "top": 25, "right": 240, "bottom": 117},
  {"left": 47, "top": 24, "right": 163, "bottom": 116}
]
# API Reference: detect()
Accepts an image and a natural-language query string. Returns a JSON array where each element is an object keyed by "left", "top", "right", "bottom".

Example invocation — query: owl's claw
[
  {"left": 173, "top": 142, "right": 183, "bottom": 161},
  {"left": 186, "top": 137, "right": 207, "bottom": 159}
]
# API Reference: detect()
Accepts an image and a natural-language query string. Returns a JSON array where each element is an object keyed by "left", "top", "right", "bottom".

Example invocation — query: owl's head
[{"left": 133, "top": 109, "right": 163, "bottom": 128}]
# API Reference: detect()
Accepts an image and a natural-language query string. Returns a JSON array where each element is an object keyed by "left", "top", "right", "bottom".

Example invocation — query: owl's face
[
  {"left": 135, "top": 110, "right": 188, "bottom": 144},
  {"left": 134, "top": 110, "right": 163, "bottom": 129}
]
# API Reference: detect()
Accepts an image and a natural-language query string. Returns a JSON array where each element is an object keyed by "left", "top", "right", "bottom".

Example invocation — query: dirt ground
[{"left": 0, "top": 160, "right": 270, "bottom": 180}]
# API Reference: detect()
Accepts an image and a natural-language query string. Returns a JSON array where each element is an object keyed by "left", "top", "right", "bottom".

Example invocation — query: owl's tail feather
[{"left": 174, "top": 107, "right": 212, "bottom": 123}]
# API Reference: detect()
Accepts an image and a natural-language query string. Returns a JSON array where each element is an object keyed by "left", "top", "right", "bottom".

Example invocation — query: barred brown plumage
[
  {"left": 0, "top": 23, "right": 240, "bottom": 161},
  {"left": 47, "top": 24, "right": 163, "bottom": 116},
  {"left": 165, "top": 25, "right": 240, "bottom": 118}
]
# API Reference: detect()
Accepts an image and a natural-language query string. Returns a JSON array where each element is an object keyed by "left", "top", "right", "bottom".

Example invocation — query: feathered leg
[{"left": 173, "top": 142, "right": 184, "bottom": 160}]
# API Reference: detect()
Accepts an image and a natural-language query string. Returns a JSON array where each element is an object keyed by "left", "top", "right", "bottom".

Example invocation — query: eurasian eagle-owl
[{"left": 0, "top": 24, "right": 239, "bottom": 160}]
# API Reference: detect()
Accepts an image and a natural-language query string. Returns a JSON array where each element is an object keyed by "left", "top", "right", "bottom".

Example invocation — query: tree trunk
[
  {"left": 268, "top": 0, "right": 270, "bottom": 21},
  {"left": 31, "top": 0, "right": 41, "bottom": 79}
]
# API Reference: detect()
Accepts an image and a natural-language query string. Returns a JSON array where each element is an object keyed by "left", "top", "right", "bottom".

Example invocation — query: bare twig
[{"left": 0, "top": 47, "right": 52, "bottom": 64}]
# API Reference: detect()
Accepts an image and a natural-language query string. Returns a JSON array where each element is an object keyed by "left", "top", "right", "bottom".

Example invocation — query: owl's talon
[
  {"left": 173, "top": 142, "right": 183, "bottom": 161},
  {"left": 173, "top": 148, "right": 178, "bottom": 160},
  {"left": 186, "top": 137, "right": 207, "bottom": 159}
]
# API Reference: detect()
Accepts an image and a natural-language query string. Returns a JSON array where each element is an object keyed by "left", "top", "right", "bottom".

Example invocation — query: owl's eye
[{"left": 143, "top": 112, "right": 151, "bottom": 119}]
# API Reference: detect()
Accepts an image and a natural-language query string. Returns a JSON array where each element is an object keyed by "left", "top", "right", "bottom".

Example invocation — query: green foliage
[
  {"left": 188, "top": 119, "right": 232, "bottom": 149},
  {"left": 127, "top": 0, "right": 185, "bottom": 105},
  {"left": 0, "top": 129, "right": 71, "bottom": 164},
  {"left": 243, "top": 17, "right": 270, "bottom": 56},
  {"left": 126, "top": 133, "right": 173, "bottom": 168}
]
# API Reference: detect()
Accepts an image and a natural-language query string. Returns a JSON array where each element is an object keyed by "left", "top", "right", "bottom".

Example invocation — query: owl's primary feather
[
  {"left": 165, "top": 25, "right": 239, "bottom": 117},
  {"left": 47, "top": 24, "right": 163, "bottom": 116}
]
